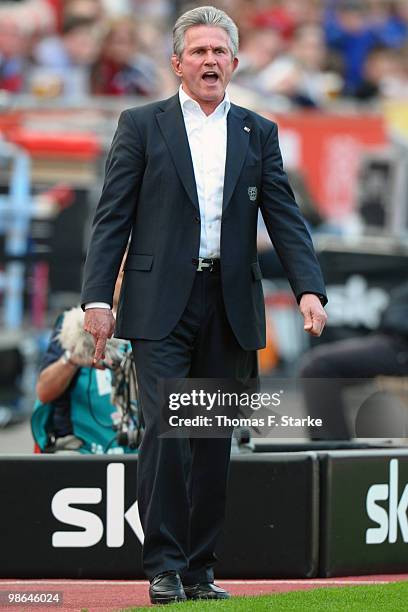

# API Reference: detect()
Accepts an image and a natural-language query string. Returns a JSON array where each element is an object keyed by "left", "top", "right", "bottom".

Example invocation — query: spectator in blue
[
  {"left": 324, "top": 0, "right": 407, "bottom": 96},
  {"left": 369, "top": 0, "right": 407, "bottom": 49}
]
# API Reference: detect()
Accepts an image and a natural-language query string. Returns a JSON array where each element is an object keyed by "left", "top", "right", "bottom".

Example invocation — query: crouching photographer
[{"left": 32, "top": 266, "right": 142, "bottom": 454}]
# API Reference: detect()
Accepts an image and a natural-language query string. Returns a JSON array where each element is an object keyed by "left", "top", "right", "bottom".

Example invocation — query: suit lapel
[
  {"left": 223, "top": 105, "right": 250, "bottom": 213},
  {"left": 156, "top": 95, "right": 199, "bottom": 211},
  {"left": 156, "top": 96, "right": 250, "bottom": 214}
]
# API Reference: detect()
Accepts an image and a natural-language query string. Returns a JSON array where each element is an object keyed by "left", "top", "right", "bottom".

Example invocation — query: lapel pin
[{"left": 244, "top": 126, "right": 251, "bottom": 133}]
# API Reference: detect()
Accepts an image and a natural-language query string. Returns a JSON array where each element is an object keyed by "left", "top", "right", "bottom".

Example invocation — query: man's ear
[
  {"left": 232, "top": 56, "right": 239, "bottom": 73},
  {"left": 171, "top": 54, "right": 183, "bottom": 77}
]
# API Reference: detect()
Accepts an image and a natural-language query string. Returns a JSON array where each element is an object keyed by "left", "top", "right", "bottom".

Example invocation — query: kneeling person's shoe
[
  {"left": 149, "top": 571, "right": 186, "bottom": 605},
  {"left": 183, "top": 582, "right": 230, "bottom": 600},
  {"left": 53, "top": 434, "right": 83, "bottom": 453}
]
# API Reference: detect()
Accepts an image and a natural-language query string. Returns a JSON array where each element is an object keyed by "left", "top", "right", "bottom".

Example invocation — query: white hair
[{"left": 173, "top": 5, "right": 239, "bottom": 58}]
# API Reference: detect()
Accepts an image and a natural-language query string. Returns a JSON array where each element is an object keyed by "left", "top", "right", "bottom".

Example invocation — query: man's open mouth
[{"left": 202, "top": 72, "right": 219, "bottom": 84}]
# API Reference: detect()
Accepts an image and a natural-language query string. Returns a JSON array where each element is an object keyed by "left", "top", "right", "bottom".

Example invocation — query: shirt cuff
[{"left": 85, "top": 302, "right": 111, "bottom": 309}]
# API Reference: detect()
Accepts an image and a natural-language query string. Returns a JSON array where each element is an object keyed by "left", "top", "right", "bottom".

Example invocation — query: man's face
[{"left": 171, "top": 25, "right": 238, "bottom": 111}]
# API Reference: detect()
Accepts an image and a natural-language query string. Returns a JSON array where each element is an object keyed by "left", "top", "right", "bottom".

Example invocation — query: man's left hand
[{"left": 299, "top": 294, "right": 327, "bottom": 337}]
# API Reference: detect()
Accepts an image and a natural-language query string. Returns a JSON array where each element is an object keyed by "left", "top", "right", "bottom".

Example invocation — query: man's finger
[
  {"left": 94, "top": 336, "right": 107, "bottom": 363},
  {"left": 310, "top": 322, "right": 322, "bottom": 336},
  {"left": 303, "top": 311, "right": 313, "bottom": 331},
  {"left": 307, "top": 315, "right": 326, "bottom": 336}
]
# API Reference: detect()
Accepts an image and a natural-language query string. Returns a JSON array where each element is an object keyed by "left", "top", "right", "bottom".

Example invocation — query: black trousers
[{"left": 131, "top": 265, "right": 256, "bottom": 583}]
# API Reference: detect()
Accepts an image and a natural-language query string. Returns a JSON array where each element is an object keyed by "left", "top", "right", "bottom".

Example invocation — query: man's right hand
[{"left": 83, "top": 308, "right": 116, "bottom": 364}]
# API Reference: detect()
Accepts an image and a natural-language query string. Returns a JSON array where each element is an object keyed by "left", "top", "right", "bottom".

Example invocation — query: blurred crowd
[{"left": 1, "top": 0, "right": 408, "bottom": 107}]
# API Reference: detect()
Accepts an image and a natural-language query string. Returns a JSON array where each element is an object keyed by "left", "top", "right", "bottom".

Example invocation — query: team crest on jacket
[{"left": 248, "top": 186, "right": 258, "bottom": 202}]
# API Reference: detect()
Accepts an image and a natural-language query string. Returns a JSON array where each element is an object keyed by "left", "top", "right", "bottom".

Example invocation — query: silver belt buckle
[{"left": 197, "top": 257, "right": 212, "bottom": 272}]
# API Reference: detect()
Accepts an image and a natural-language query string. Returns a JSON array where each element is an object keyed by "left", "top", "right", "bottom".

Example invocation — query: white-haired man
[{"left": 81, "top": 5, "right": 327, "bottom": 604}]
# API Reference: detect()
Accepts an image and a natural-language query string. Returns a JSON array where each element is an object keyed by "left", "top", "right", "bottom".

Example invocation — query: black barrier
[
  {"left": 216, "top": 453, "right": 319, "bottom": 578},
  {"left": 0, "top": 456, "right": 142, "bottom": 579},
  {"left": 319, "top": 449, "right": 408, "bottom": 577},
  {"left": 0, "top": 453, "right": 319, "bottom": 578}
]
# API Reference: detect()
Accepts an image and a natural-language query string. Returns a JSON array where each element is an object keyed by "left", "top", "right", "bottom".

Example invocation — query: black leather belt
[{"left": 192, "top": 257, "right": 220, "bottom": 272}]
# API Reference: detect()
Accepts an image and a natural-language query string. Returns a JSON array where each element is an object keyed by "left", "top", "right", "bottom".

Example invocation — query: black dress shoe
[
  {"left": 149, "top": 571, "right": 187, "bottom": 605},
  {"left": 183, "top": 582, "right": 230, "bottom": 600}
]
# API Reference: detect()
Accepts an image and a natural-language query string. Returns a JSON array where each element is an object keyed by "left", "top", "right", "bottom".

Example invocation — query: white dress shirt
[
  {"left": 86, "top": 86, "right": 230, "bottom": 311},
  {"left": 179, "top": 85, "right": 229, "bottom": 259}
]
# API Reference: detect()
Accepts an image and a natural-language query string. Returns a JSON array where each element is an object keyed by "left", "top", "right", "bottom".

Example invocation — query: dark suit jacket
[{"left": 81, "top": 93, "right": 327, "bottom": 350}]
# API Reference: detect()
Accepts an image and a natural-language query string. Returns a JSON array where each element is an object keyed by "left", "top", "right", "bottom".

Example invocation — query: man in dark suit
[{"left": 81, "top": 5, "right": 327, "bottom": 605}]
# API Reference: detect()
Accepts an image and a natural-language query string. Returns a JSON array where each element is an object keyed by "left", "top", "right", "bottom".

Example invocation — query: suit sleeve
[
  {"left": 80, "top": 110, "right": 145, "bottom": 308},
  {"left": 260, "top": 123, "right": 327, "bottom": 305}
]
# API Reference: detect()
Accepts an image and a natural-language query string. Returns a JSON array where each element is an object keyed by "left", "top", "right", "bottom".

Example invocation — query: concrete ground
[{"left": 0, "top": 418, "right": 33, "bottom": 454}]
